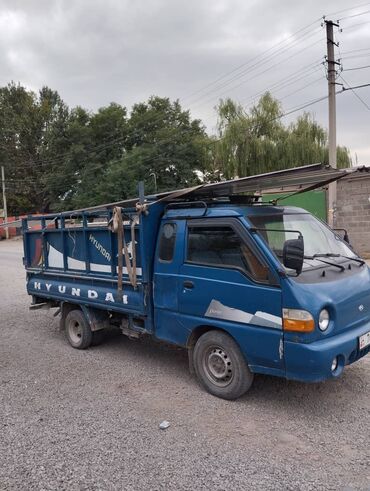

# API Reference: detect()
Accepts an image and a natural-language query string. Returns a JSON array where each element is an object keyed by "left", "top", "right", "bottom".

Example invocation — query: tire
[
  {"left": 65, "top": 309, "right": 93, "bottom": 349},
  {"left": 91, "top": 329, "right": 106, "bottom": 346},
  {"left": 193, "top": 330, "right": 254, "bottom": 400}
]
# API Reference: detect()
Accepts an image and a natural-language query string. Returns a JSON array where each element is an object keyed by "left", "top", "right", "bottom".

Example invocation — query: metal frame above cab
[{"left": 18, "top": 164, "right": 349, "bottom": 220}]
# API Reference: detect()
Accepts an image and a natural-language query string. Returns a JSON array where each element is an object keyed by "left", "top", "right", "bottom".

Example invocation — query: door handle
[{"left": 183, "top": 280, "right": 194, "bottom": 289}]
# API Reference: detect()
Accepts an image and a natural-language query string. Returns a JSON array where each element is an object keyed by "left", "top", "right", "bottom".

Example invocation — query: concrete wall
[{"left": 335, "top": 170, "right": 370, "bottom": 257}]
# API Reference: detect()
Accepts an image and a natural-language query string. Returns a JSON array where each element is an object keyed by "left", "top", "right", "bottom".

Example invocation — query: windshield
[{"left": 248, "top": 212, "right": 357, "bottom": 271}]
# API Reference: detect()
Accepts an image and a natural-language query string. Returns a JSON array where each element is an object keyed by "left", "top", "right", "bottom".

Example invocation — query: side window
[
  {"left": 187, "top": 225, "right": 268, "bottom": 282},
  {"left": 159, "top": 223, "right": 177, "bottom": 262}
]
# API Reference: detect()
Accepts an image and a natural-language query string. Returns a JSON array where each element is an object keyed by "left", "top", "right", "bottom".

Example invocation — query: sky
[{"left": 1, "top": 0, "right": 370, "bottom": 164}]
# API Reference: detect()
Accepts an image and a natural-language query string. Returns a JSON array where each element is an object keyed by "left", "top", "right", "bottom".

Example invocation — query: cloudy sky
[{"left": 1, "top": 0, "right": 370, "bottom": 163}]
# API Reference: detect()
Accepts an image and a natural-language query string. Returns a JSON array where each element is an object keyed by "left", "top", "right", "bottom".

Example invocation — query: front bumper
[{"left": 284, "top": 323, "right": 370, "bottom": 382}]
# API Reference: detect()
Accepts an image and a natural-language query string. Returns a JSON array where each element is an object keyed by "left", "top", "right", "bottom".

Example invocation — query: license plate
[{"left": 359, "top": 331, "right": 370, "bottom": 350}]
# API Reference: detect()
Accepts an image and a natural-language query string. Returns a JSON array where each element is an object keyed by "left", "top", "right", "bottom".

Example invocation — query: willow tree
[{"left": 213, "top": 93, "right": 351, "bottom": 180}]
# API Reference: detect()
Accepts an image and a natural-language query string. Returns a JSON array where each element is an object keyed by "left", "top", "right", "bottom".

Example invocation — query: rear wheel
[
  {"left": 65, "top": 309, "right": 92, "bottom": 349},
  {"left": 193, "top": 330, "right": 254, "bottom": 400}
]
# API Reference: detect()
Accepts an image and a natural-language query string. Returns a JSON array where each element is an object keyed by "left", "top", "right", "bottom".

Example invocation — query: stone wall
[{"left": 335, "top": 169, "right": 370, "bottom": 257}]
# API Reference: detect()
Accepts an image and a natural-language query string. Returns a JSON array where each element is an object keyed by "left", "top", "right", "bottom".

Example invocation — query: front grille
[{"left": 348, "top": 345, "right": 370, "bottom": 363}]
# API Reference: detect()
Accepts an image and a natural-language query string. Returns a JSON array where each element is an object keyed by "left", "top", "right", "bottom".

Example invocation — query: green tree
[
  {"left": 212, "top": 93, "right": 351, "bottom": 180},
  {"left": 68, "top": 103, "right": 128, "bottom": 208},
  {"left": 0, "top": 83, "right": 71, "bottom": 214},
  {"left": 80, "top": 96, "right": 209, "bottom": 206}
]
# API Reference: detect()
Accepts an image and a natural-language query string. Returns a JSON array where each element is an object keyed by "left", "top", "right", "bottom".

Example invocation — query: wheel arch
[
  {"left": 187, "top": 324, "right": 238, "bottom": 374},
  {"left": 60, "top": 302, "right": 109, "bottom": 332}
]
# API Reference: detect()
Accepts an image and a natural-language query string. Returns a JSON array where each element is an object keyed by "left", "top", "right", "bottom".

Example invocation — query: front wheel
[
  {"left": 193, "top": 330, "right": 254, "bottom": 400},
  {"left": 65, "top": 309, "right": 93, "bottom": 349}
]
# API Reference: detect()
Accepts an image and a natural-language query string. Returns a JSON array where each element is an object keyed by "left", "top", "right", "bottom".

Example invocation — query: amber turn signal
[{"left": 282, "top": 309, "right": 315, "bottom": 333}]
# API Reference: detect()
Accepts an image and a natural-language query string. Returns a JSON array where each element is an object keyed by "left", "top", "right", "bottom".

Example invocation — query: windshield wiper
[
  {"left": 308, "top": 253, "right": 365, "bottom": 266},
  {"left": 304, "top": 256, "right": 345, "bottom": 271}
]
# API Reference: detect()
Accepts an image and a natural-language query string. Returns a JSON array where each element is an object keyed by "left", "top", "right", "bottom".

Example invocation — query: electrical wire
[
  {"left": 340, "top": 75, "right": 370, "bottom": 110},
  {"left": 340, "top": 20, "right": 370, "bottom": 31},
  {"left": 281, "top": 94, "right": 329, "bottom": 117},
  {"left": 341, "top": 48, "right": 370, "bottom": 55},
  {"left": 190, "top": 36, "right": 324, "bottom": 112},
  {"left": 279, "top": 76, "right": 326, "bottom": 102},
  {"left": 181, "top": 18, "right": 322, "bottom": 103},
  {"left": 241, "top": 62, "right": 324, "bottom": 107},
  {"left": 351, "top": 83, "right": 370, "bottom": 89},
  {"left": 194, "top": 62, "right": 323, "bottom": 123},
  {"left": 187, "top": 29, "right": 323, "bottom": 108},
  {"left": 341, "top": 54, "right": 370, "bottom": 62},
  {"left": 325, "top": 1, "right": 370, "bottom": 17},
  {"left": 338, "top": 8, "right": 370, "bottom": 20},
  {"left": 343, "top": 64, "right": 370, "bottom": 71}
]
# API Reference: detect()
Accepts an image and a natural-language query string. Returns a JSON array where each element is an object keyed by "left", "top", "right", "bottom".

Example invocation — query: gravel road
[{"left": 0, "top": 239, "right": 369, "bottom": 490}]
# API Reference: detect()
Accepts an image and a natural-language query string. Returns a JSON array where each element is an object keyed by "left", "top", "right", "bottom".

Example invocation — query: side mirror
[{"left": 283, "top": 236, "right": 304, "bottom": 274}]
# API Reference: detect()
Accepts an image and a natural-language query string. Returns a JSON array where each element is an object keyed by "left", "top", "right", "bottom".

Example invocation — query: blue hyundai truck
[{"left": 22, "top": 165, "right": 370, "bottom": 399}]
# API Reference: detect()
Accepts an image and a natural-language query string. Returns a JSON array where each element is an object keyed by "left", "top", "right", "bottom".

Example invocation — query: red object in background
[
  {"left": 0, "top": 216, "right": 17, "bottom": 239},
  {"left": 0, "top": 213, "right": 44, "bottom": 239}
]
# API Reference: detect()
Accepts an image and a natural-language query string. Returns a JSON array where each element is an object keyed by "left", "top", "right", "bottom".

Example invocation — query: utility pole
[
  {"left": 325, "top": 19, "right": 340, "bottom": 227},
  {"left": 1, "top": 166, "right": 9, "bottom": 239}
]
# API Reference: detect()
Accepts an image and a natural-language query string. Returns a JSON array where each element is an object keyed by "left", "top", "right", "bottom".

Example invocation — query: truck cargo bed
[{"left": 23, "top": 203, "right": 165, "bottom": 331}]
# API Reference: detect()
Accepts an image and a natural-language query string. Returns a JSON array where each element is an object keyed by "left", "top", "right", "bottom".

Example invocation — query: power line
[
  {"left": 343, "top": 64, "right": 370, "bottom": 71},
  {"left": 343, "top": 82, "right": 370, "bottom": 91},
  {"left": 196, "top": 29, "right": 323, "bottom": 105},
  {"left": 340, "top": 75, "right": 370, "bottom": 110},
  {"left": 342, "top": 53, "right": 370, "bottom": 60},
  {"left": 282, "top": 94, "right": 329, "bottom": 117},
  {"left": 240, "top": 60, "right": 323, "bottom": 106},
  {"left": 340, "top": 20, "right": 370, "bottom": 31},
  {"left": 186, "top": 28, "right": 323, "bottom": 108},
  {"left": 180, "top": 19, "right": 322, "bottom": 103},
  {"left": 338, "top": 8, "right": 370, "bottom": 20},
  {"left": 341, "top": 48, "right": 370, "bottom": 55},
  {"left": 190, "top": 36, "right": 324, "bottom": 112},
  {"left": 326, "top": 1, "right": 370, "bottom": 17},
  {"left": 279, "top": 76, "right": 326, "bottom": 102},
  {"left": 186, "top": 66, "right": 322, "bottom": 126},
  {"left": 193, "top": 61, "right": 323, "bottom": 122}
]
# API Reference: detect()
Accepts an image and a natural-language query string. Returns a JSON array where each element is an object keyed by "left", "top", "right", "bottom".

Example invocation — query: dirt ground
[{"left": 0, "top": 239, "right": 369, "bottom": 490}]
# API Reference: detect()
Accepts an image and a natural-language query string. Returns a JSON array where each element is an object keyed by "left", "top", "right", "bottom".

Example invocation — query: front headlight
[{"left": 319, "top": 309, "right": 330, "bottom": 331}]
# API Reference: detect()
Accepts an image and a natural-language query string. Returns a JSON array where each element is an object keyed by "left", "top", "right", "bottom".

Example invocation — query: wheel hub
[
  {"left": 68, "top": 321, "right": 82, "bottom": 344},
  {"left": 204, "top": 347, "right": 233, "bottom": 387}
]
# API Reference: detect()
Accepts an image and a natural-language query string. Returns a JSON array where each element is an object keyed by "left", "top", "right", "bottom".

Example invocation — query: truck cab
[{"left": 152, "top": 201, "right": 370, "bottom": 398}]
